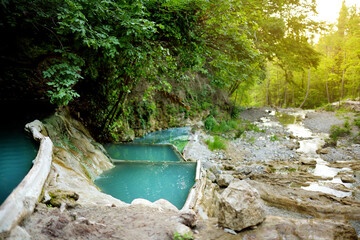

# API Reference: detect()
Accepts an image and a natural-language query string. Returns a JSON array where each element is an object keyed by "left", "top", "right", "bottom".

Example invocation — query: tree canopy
[{"left": 0, "top": 0, "right": 327, "bottom": 140}]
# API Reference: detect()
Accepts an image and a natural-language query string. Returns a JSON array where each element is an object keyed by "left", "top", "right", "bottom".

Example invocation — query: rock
[
  {"left": 45, "top": 190, "right": 79, "bottom": 208},
  {"left": 224, "top": 228, "right": 237, "bottom": 235},
  {"left": 217, "top": 174, "right": 234, "bottom": 188},
  {"left": 300, "top": 157, "right": 316, "bottom": 165},
  {"left": 341, "top": 175, "right": 356, "bottom": 183},
  {"left": 153, "top": 199, "right": 178, "bottom": 212},
  {"left": 174, "top": 224, "right": 192, "bottom": 237},
  {"left": 8, "top": 226, "right": 30, "bottom": 240},
  {"left": 131, "top": 198, "right": 152, "bottom": 206},
  {"left": 218, "top": 179, "right": 266, "bottom": 231},
  {"left": 241, "top": 216, "right": 357, "bottom": 240},
  {"left": 209, "top": 164, "right": 221, "bottom": 174},
  {"left": 178, "top": 209, "right": 197, "bottom": 228},
  {"left": 223, "top": 164, "right": 235, "bottom": 170},
  {"left": 207, "top": 171, "right": 216, "bottom": 183},
  {"left": 196, "top": 179, "right": 220, "bottom": 218},
  {"left": 316, "top": 148, "right": 330, "bottom": 154}
]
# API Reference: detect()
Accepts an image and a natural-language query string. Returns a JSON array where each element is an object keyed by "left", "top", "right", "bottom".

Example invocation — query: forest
[
  {"left": 0, "top": 0, "right": 358, "bottom": 141},
  {"left": 250, "top": 1, "right": 360, "bottom": 108}
]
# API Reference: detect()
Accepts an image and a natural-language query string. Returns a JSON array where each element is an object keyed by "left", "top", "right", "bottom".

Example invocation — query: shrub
[
  {"left": 322, "top": 104, "right": 335, "bottom": 112},
  {"left": 354, "top": 118, "right": 360, "bottom": 128},
  {"left": 213, "top": 120, "right": 231, "bottom": 132},
  {"left": 204, "top": 116, "right": 218, "bottom": 131},
  {"left": 231, "top": 105, "right": 245, "bottom": 118},
  {"left": 353, "top": 133, "right": 360, "bottom": 144},
  {"left": 329, "top": 120, "right": 351, "bottom": 143},
  {"left": 205, "top": 136, "right": 227, "bottom": 151},
  {"left": 173, "top": 232, "right": 194, "bottom": 240}
]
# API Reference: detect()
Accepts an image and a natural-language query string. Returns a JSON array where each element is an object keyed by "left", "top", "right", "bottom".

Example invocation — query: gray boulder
[{"left": 218, "top": 179, "right": 266, "bottom": 231}]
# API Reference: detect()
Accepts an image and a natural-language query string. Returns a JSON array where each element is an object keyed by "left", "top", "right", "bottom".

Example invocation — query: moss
[
  {"left": 46, "top": 190, "right": 79, "bottom": 208},
  {"left": 80, "top": 163, "right": 93, "bottom": 180}
]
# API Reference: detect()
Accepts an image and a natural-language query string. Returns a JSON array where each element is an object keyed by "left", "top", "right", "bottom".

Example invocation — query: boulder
[
  {"left": 153, "top": 199, "right": 178, "bottom": 212},
  {"left": 178, "top": 209, "right": 197, "bottom": 228},
  {"left": 218, "top": 179, "right": 266, "bottom": 231},
  {"left": 131, "top": 199, "right": 152, "bottom": 206},
  {"left": 217, "top": 174, "right": 234, "bottom": 188}
]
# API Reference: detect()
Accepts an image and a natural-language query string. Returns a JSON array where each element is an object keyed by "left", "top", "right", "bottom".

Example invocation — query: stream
[{"left": 282, "top": 111, "right": 354, "bottom": 198}]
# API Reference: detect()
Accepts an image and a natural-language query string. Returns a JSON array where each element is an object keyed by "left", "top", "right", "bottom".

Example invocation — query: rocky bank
[{"left": 3, "top": 106, "right": 360, "bottom": 239}]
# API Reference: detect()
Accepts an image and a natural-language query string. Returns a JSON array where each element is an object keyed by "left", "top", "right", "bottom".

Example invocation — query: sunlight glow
[{"left": 316, "top": 0, "right": 359, "bottom": 23}]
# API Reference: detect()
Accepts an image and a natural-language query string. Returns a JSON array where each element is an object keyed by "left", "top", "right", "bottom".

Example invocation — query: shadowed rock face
[
  {"left": 218, "top": 179, "right": 266, "bottom": 231},
  {"left": 40, "top": 108, "right": 126, "bottom": 207}
]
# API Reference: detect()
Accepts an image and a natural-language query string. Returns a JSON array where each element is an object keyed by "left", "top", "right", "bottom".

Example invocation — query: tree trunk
[
  {"left": 266, "top": 71, "right": 270, "bottom": 106},
  {"left": 325, "top": 73, "right": 330, "bottom": 104},
  {"left": 351, "top": 79, "right": 355, "bottom": 99},
  {"left": 101, "top": 75, "right": 131, "bottom": 130},
  {"left": 239, "top": 91, "right": 244, "bottom": 105},
  {"left": 299, "top": 65, "right": 311, "bottom": 109},
  {"left": 292, "top": 83, "right": 295, "bottom": 106},
  {"left": 341, "top": 51, "right": 346, "bottom": 102},
  {"left": 341, "top": 68, "right": 346, "bottom": 101},
  {"left": 284, "top": 80, "right": 287, "bottom": 108},
  {"left": 277, "top": 70, "right": 281, "bottom": 107}
]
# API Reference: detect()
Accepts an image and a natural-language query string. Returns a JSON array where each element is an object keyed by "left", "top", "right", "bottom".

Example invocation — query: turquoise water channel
[
  {"left": 95, "top": 161, "right": 196, "bottom": 209},
  {"left": 104, "top": 144, "right": 181, "bottom": 162},
  {"left": 0, "top": 101, "right": 53, "bottom": 205},
  {"left": 0, "top": 125, "right": 37, "bottom": 204},
  {"left": 133, "top": 127, "right": 190, "bottom": 152},
  {"left": 96, "top": 127, "right": 195, "bottom": 209}
]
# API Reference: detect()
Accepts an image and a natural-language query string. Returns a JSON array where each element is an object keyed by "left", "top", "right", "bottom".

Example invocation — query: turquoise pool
[
  {"left": 104, "top": 144, "right": 181, "bottom": 162},
  {"left": 133, "top": 127, "right": 190, "bottom": 152},
  {"left": 0, "top": 123, "right": 38, "bottom": 204},
  {"left": 95, "top": 161, "right": 196, "bottom": 209},
  {"left": 97, "top": 127, "right": 195, "bottom": 209}
]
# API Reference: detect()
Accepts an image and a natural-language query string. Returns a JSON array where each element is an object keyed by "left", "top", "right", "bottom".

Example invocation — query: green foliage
[
  {"left": 250, "top": 1, "right": 360, "bottom": 109},
  {"left": 353, "top": 133, "right": 360, "bottom": 144},
  {"left": 321, "top": 104, "right": 336, "bottom": 112},
  {"left": 353, "top": 118, "right": 360, "bottom": 128},
  {"left": 231, "top": 105, "right": 246, "bottom": 118},
  {"left": 329, "top": 120, "right": 352, "bottom": 144},
  {"left": 270, "top": 135, "right": 279, "bottom": 141},
  {"left": 43, "top": 50, "right": 84, "bottom": 106},
  {"left": 173, "top": 232, "right": 194, "bottom": 240},
  {"left": 0, "top": 0, "right": 330, "bottom": 140},
  {"left": 204, "top": 116, "right": 218, "bottom": 131},
  {"left": 235, "top": 122, "right": 264, "bottom": 138},
  {"left": 205, "top": 136, "right": 227, "bottom": 151}
]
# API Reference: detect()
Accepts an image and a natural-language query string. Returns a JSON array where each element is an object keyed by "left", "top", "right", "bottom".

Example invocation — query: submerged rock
[{"left": 218, "top": 179, "right": 266, "bottom": 231}]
